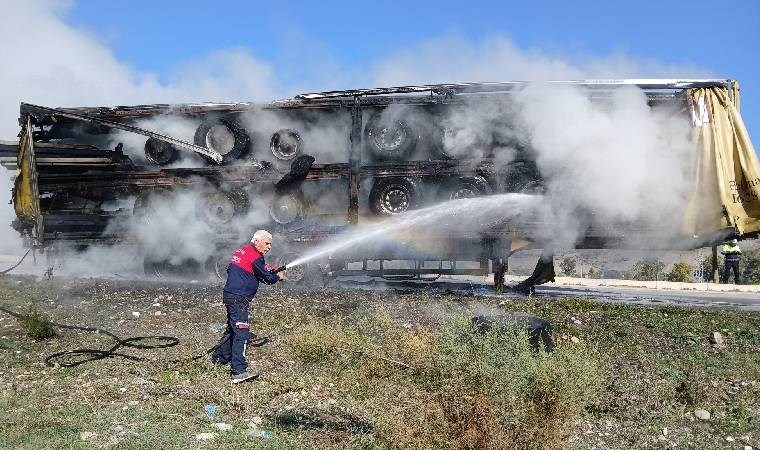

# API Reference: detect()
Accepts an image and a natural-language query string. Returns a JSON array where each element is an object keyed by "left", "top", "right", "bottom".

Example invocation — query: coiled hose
[{"left": 0, "top": 305, "right": 268, "bottom": 368}]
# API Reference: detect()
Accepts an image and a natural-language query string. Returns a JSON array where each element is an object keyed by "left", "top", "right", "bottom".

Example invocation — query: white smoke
[
  {"left": 366, "top": 36, "right": 707, "bottom": 250},
  {"left": 107, "top": 116, "right": 205, "bottom": 167},
  {"left": 0, "top": 0, "right": 281, "bottom": 270},
  {"left": 511, "top": 84, "right": 694, "bottom": 248},
  {"left": 0, "top": 2, "right": 715, "bottom": 276},
  {"left": 369, "top": 34, "right": 712, "bottom": 86}
]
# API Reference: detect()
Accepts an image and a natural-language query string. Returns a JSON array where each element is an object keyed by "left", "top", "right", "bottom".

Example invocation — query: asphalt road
[
  {"left": 533, "top": 284, "right": 760, "bottom": 312},
  {"left": 337, "top": 276, "right": 760, "bottom": 312}
]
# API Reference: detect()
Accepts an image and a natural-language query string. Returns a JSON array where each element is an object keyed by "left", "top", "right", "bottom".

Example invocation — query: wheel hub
[
  {"left": 201, "top": 193, "right": 236, "bottom": 225},
  {"left": 270, "top": 129, "right": 301, "bottom": 160},
  {"left": 374, "top": 124, "right": 405, "bottom": 152},
  {"left": 206, "top": 124, "right": 236, "bottom": 155},
  {"left": 381, "top": 187, "right": 410, "bottom": 214}
]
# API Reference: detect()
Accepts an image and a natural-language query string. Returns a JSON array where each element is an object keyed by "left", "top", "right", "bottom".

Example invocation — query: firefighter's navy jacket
[{"left": 223, "top": 243, "right": 279, "bottom": 300}]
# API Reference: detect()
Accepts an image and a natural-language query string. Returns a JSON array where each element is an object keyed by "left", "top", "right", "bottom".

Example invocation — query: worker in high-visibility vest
[{"left": 720, "top": 238, "right": 742, "bottom": 284}]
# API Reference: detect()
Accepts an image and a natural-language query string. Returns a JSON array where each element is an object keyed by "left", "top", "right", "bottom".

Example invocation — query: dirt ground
[{"left": 0, "top": 274, "right": 758, "bottom": 449}]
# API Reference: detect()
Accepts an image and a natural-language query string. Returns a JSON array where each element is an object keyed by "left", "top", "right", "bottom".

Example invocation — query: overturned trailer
[{"left": 3, "top": 79, "right": 760, "bottom": 287}]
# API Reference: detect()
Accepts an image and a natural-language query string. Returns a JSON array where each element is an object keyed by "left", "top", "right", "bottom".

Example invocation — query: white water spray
[{"left": 285, "top": 193, "right": 543, "bottom": 268}]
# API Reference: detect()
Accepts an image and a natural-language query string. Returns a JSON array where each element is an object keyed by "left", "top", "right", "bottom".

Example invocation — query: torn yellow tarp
[
  {"left": 13, "top": 117, "right": 42, "bottom": 243},
  {"left": 682, "top": 85, "right": 760, "bottom": 236}
]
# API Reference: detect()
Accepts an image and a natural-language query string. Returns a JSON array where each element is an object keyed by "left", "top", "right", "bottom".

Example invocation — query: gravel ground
[{"left": 0, "top": 274, "right": 758, "bottom": 449}]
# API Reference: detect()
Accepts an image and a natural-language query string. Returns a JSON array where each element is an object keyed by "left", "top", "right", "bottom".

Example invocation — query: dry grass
[
  {"left": 0, "top": 276, "right": 757, "bottom": 449},
  {"left": 285, "top": 314, "right": 602, "bottom": 449},
  {"left": 20, "top": 307, "right": 56, "bottom": 341}
]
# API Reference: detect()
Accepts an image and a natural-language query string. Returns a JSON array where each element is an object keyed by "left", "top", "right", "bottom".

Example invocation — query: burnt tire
[
  {"left": 143, "top": 258, "right": 201, "bottom": 278},
  {"left": 209, "top": 253, "right": 230, "bottom": 281},
  {"left": 194, "top": 116, "right": 251, "bottom": 165},
  {"left": 196, "top": 190, "right": 249, "bottom": 226},
  {"left": 269, "top": 193, "right": 305, "bottom": 225},
  {"left": 441, "top": 177, "right": 493, "bottom": 200},
  {"left": 506, "top": 177, "right": 544, "bottom": 194},
  {"left": 270, "top": 129, "right": 302, "bottom": 162},
  {"left": 369, "top": 178, "right": 420, "bottom": 216},
  {"left": 274, "top": 252, "right": 323, "bottom": 287},
  {"left": 144, "top": 138, "right": 178, "bottom": 165},
  {"left": 364, "top": 112, "right": 418, "bottom": 160}
]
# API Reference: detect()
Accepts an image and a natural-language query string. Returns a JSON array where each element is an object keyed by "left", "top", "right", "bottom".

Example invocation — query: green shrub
[
  {"left": 627, "top": 259, "right": 666, "bottom": 281},
  {"left": 586, "top": 266, "right": 603, "bottom": 279},
  {"left": 559, "top": 256, "right": 576, "bottom": 277},
  {"left": 666, "top": 262, "right": 694, "bottom": 282},
  {"left": 20, "top": 307, "right": 56, "bottom": 340},
  {"left": 286, "top": 315, "right": 604, "bottom": 449},
  {"left": 421, "top": 318, "right": 603, "bottom": 449},
  {"left": 741, "top": 249, "right": 760, "bottom": 284}
]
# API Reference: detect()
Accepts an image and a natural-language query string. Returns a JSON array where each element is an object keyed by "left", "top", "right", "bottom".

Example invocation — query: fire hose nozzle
[{"left": 271, "top": 265, "right": 287, "bottom": 274}]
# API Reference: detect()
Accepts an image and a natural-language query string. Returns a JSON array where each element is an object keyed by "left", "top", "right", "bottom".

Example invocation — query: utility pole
[{"left": 711, "top": 245, "right": 719, "bottom": 283}]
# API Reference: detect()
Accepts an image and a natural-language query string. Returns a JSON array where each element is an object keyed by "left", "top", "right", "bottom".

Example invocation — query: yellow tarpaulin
[
  {"left": 13, "top": 117, "right": 42, "bottom": 244},
  {"left": 682, "top": 84, "right": 760, "bottom": 236}
]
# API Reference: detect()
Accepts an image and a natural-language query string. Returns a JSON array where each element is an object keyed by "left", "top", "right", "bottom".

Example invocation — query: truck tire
[
  {"left": 269, "top": 193, "right": 305, "bottom": 224},
  {"left": 210, "top": 253, "right": 230, "bottom": 281},
  {"left": 194, "top": 116, "right": 251, "bottom": 164},
  {"left": 270, "top": 128, "right": 302, "bottom": 162},
  {"left": 369, "top": 178, "right": 420, "bottom": 216},
  {"left": 196, "top": 190, "right": 249, "bottom": 226},
  {"left": 144, "top": 138, "right": 178, "bottom": 165},
  {"left": 441, "top": 176, "right": 493, "bottom": 200},
  {"left": 364, "top": 112, "right": 418, "bottom": 160}
]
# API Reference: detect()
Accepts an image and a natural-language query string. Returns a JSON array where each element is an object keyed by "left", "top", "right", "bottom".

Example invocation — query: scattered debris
[
  {"left": 212, "top": 423, "right": 233, "bottom": 431},
  {"left": 203, "top": 404, "right": 217, "bottom": 417},
  {"left": 208, "top": 324, "right": 226, "bottom": 333},
  {"left": 709, "top": 331, "right": 725, "bottom": 347},
  {"left": 79, "top": 431, "right": 97, "bottom": 440},
  {"left": 195, "top": 432, "right": 216, "bottom": 441},
  {"left": 246, "top": 428, "right": 271, "bottom": 439},
  {"left": 694, "top": 409, "right": 711, "bottom": 421}
]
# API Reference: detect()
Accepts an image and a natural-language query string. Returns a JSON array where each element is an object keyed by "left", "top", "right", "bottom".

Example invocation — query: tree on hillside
[
  {"left": 666, "top": 262, "right": 693, "bottom": 282},
  {"left": 741, "top": 250, "right": 760, "bottom": 284},
  {"left": 627, "top": 259, "right": 666, "bottom": 281},
  {"left": 559, "top": 256, "right": 576, "bottom": 276}
]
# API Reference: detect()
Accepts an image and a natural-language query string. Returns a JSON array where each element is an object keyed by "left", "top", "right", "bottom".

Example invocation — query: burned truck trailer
[{"left": 4, "top": 79, "right": 759, "bottom": 285}]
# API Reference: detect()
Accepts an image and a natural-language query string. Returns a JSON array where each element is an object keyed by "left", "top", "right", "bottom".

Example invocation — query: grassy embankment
[{"left": 0, "top": 276, "right": 757, "bottom": 449}]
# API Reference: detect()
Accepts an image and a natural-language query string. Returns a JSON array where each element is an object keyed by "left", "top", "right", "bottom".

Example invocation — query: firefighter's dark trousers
[
  {"left": 211, "top": 295, "right": 251, "bottom": 375},
  {"left": 722, "top": 259, "right": 740, "bottom": 284}
]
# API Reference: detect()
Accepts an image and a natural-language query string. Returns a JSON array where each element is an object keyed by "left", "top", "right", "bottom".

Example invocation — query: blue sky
[
  {"left": 0, "top": 0, "right": 758, "bottom": 139},
  {"left": 62, "top": 0, "right": 760, "bottom": 141}
]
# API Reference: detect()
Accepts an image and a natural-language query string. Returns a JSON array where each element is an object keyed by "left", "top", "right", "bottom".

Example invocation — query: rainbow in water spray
[{"left": 284, "top": 193, "right": 543, "bottom": 268}]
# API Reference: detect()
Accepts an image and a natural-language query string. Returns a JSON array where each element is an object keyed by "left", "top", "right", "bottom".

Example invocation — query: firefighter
[
  {"left": 211, "top": 230, "right": 286, "bottom": 383},
  {"left": 720, "top": 238, "right": 742, "bottom": 284}
]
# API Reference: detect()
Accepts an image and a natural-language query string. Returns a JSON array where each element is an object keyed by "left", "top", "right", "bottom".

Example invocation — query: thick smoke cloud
[{"left": 511, "top": 84, "right": 694, "bottom": 248}]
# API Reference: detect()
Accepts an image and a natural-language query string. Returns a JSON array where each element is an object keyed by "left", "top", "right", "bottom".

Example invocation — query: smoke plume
[{"left": 0, "top": 2, "right": 714, "bottom": 277}]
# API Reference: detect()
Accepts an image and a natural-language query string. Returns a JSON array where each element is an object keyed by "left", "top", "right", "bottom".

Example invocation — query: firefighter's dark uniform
[
  {"left": 720, "top": 241, "right": 742, "bottom": 284},
  {"left": 211, "top": 243, "right": 279, "bottom": 375}
]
